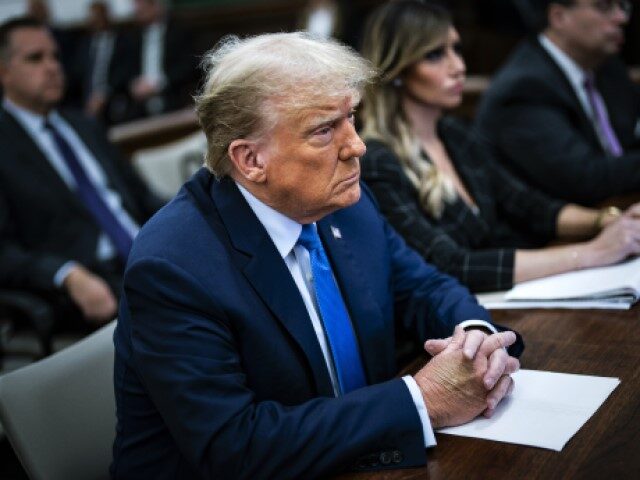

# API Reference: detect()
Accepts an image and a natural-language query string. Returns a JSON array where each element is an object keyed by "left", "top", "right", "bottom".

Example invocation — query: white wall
[
  {"left": 0, "top": 0, "right": 135, "bottom": 26},
  {"left": 0, "top": 0, "right": 25, "bottom": 23}
]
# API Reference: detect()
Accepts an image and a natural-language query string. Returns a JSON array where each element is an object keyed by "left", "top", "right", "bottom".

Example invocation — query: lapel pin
[{"left": 330, "top": 226, "right": 342, "bottom": 239}]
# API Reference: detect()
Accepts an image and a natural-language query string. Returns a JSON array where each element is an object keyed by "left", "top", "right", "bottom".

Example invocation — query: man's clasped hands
[{"left": 415, "top": 326, "right": 520, "bottom": 428}]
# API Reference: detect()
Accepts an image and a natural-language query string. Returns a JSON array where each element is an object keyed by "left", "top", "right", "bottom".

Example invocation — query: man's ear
[{"left": 228, "top": 139, "right": 267, "bottom": 183}]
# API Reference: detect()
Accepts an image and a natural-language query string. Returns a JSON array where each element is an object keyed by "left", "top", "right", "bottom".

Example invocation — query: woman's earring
[{"left": 393, "top": 77, "right": 403, "bottom": 88}]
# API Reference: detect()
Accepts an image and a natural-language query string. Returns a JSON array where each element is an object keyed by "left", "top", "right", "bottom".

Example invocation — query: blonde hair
[
  {"left": 195, "top": 32, "right": 375, "bottom": 177},
  {"left": 360, "top": 0, "right": 455, "bottom": 217}
]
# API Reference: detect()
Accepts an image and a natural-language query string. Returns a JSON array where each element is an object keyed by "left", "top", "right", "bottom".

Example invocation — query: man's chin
[{"left": 341, "top": 182, "right": 361, "bottom": 207}]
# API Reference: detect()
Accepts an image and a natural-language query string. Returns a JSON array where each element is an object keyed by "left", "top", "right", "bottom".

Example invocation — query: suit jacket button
[
  {"left": 392, "top": 450, "right": 403, "bottom": 464},
  {"left": 379, "top": 451, "right": 392, "bottom": 465}
]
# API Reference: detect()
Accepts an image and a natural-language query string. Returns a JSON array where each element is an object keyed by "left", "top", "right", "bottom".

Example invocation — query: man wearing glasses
[{"left": 476, "top": 0, "right": 640, "bottom": 205}]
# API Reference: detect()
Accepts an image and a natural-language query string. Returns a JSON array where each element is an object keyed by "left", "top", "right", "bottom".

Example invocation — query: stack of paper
[
  {"left": 438, "top": 369, "right": 620, "bottom": 451},
  {"left": 477, "top": 257, "right": 640, "bottom": 310}
]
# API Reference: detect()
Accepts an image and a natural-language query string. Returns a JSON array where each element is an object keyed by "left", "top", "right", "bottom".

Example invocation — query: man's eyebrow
[
  {"left": 305, "top": 113, "right": 342, "bottom": 131},
  {"left": 24, "top": 49, "right": 46, "bottom": 60},
  {"left": 303, "top": 104, "right": 359, "bottom": 133}
]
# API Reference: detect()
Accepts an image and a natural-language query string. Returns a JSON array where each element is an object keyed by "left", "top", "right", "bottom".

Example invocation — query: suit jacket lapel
[
  {"left": 531, "top": 39, "right": 604, "bottom": 148},
  {"left": 62, "top": 113, "right": 144, "bottom": 220},
  {"left": 0, "top": 109, "right": 88, "bottom": 215},
  {"left": 316, "top": 214, "right": 390, "bottom": 385},
  {"left": 201, "top": 174, "right": 334, "bottom": 397}
]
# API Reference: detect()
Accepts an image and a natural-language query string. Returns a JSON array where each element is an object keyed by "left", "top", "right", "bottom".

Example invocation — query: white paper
[
  {"left": 505, "top": 257, "right": 640, "bottom": 301},
  {"left": 438, "top": 369, "right": 620, "bottom": 451},
  {"left": 476, "top": 291, "right": 633, "bottom": 310}
]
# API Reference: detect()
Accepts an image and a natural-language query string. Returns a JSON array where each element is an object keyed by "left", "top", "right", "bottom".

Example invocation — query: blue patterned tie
[
  {"left": 44, "top": 120, "right": 133, "bottom": 261},
  {"left": 297, "top": 224, "right": 366, "bottom": 394}
]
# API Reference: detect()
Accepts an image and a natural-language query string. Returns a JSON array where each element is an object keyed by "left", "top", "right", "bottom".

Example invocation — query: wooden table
[{"left": 338, "top": 306, "right": 640, "bottom": 480}]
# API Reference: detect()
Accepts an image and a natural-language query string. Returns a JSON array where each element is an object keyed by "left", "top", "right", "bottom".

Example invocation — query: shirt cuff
[
  {"left": 401, "top": 375, "right": 437, "bottom": 448},
  {"left": 53, "top": 261, "right": 78, "bottom": 288},
  {"left": 458, "top": 319, "right": 497, "bottom": 334}
]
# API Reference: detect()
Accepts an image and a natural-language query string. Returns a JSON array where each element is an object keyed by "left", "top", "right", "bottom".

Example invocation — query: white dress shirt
[
  {"left": 141, "top": 22, "right": 167, "bottom": 114},
  {"left": 3, "top": 99, "right": 140, "bottom": 284},
  {"left": 89, "top": 31, "right": 116, "bottom": 95},
  {"left": 235, "top": 182, "right": 438, "bottom": 447}
]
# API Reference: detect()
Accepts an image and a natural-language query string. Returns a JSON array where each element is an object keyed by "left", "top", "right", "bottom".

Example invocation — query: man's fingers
[
  {"left": 462, "top": 329, "right": 487, "bottom": 360},
  {"left": 447, "top": 325, "right": 467, "bottom": 351},
  {"left": 504, "top": 357, "right": 520, "bottom": 376},
  {"left": 486, "top": 375, "right": 514, "bottom": 411},
  {"left": 478, "top": 330, "right": 517, "bottom": 357},
  {"left": 483, "top": 349, "right": 520, "bottom": 389},
  {"left": 424, "top": 338, "right": 451, "bottom": 356}
]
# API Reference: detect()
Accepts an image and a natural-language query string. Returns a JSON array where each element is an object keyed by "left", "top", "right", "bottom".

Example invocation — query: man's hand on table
[{"left": 414, "top": 326, "right": 520, "bottom": 428}]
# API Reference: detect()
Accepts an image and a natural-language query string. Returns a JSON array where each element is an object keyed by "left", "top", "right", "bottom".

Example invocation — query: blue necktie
[
  {"left": 44, "top": 120, "right": 133, "bottom": 261},
  {"left": 297, "top": 224, "right": 366, "bottom": 394}
]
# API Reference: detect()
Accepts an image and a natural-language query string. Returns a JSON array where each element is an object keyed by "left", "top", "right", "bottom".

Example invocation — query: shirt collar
[
  {"left": 235, "top": 182, "right": 303, "bottom": 259},
  {"left": 538, "top": 34, "right": 590, "bottom": 89},
  {"left": 3, "top": 98, "right": 61, "bottom": 132}
]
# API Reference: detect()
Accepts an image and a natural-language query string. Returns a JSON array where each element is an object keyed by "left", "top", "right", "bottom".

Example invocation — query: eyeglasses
[{"left": 573, "top": 0, "right": 633, "bottom": 17}]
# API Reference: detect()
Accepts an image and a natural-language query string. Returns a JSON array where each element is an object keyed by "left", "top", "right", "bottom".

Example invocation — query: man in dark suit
[
  {"left": 0, "top": 17, "right": 163, "bottom": 327},
  {"left": 112, "top": 32, "right": 523, "bottom": 479},
  {"left": 72, "top": 1, "right": 122, "bottom": 123},
  {"left": 109, "top": 0, "right": 195, "bottom": 122},
  {"left": 476, "top": 0, "right": 640, "bottom": 204}
]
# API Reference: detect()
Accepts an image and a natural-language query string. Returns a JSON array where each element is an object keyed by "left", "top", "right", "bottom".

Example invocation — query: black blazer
[
  {"left": 0, "top": 107, "right": 163, "bottom": 292},
  {"left": 361, "top": 117, "right": 565, "bottom": 292},
  {"left": 476, "top": 38, "right": 640, "bottom": 204}
]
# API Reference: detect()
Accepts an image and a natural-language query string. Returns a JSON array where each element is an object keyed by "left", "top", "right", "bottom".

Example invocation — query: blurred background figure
[
  {"left": 476, "top": 0, "right": 640, "bottom": 204},
  {"left": 27, "top": 0, "right": 76, "bottom": 101},
  {"left": 359, "top": 0, "right": 640, "bottom": 293},
  {"left": 26, "top": 0, "right": 49, "bottom": 23},
  {"left": 298, "top": 0, "right": 343, "bottom": 39},
  {"left": 0, "top": 17, "right": 163, "bottom": 330},
  {"left": 73, "top": 1, "right": 121, "bottom": 123},
  {"left": 110, "top": 0, "right": 195, "bottom": 122}
]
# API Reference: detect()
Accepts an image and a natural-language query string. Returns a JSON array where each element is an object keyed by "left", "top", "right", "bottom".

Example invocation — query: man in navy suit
[{"left": 112, "top": 33, "right": 523, "bottom": 479}]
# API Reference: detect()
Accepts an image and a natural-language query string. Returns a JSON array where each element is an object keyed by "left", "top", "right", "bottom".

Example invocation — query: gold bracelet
[{"left": 594, "top": 206, "right": 622, "bottom": 230}]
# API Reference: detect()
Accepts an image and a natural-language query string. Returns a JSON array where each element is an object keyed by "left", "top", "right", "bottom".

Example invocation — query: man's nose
[
  {"left": 340, "top": 126, "right": 366, "bottom": 161},
  {"left": 45, "top": 55, "right": 62, "bottom": 72}
]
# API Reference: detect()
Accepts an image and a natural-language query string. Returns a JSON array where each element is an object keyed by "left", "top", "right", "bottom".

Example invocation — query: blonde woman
[{"left": 360, "top": 0, "right": 640, "bottom": 292}]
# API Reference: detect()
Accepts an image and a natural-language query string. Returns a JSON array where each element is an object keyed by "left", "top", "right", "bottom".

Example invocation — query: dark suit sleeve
[
  {"left": 362, "top": 144, "right": 517, "bottom": 292},
  {"left": 117, "top": 256, "right": 426, "bottom": 479},
  {"left": 0, "top": 191, "right": 67, "bottom": 290},
  {"left": 491, "top": 97, "right": 640, "bottom": 204}
]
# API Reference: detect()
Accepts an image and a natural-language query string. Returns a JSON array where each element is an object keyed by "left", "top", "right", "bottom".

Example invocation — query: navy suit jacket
[{"left": 112, "top": 168, "right": 523, "bottom": 479}]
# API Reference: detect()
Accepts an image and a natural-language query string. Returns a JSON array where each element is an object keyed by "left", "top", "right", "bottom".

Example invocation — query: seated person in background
[
  {"left": 110, "top": 0, "right": 195, "bottom": 122},
  {"left": 476, "top": 0, "right": 640, "bottom": 204},
  {"left": 359, "top": 0, "right": 640, "bottom": 293},
  {"left": 0, "top": 17, "right": 163, "bottom": 328},
  {"left": 112, "top": 32, "right": 523, "bottom": 479},
  {"left": 72, "top": 1, "right": 122, "bottom": 123}
]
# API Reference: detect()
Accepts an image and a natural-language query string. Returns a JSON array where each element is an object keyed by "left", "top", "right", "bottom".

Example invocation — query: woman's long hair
[{"left": 360, "top": 0, "right": 456, "bottom": 217}]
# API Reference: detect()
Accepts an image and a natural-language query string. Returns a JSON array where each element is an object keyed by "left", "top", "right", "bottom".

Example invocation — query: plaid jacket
[{"left": 361, "top": 116, "right": 565, "bottom": 292}]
